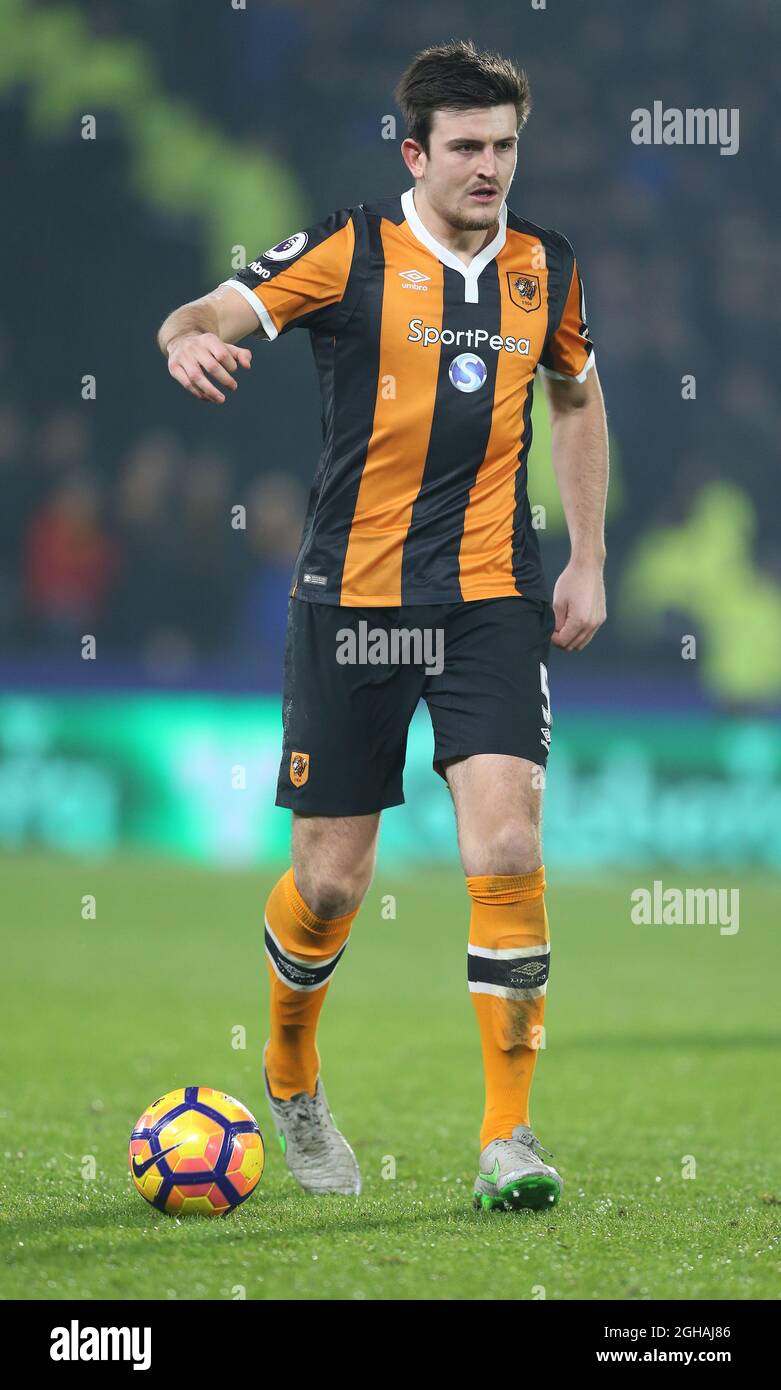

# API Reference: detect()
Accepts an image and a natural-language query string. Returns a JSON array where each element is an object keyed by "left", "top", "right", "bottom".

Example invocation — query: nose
[{"left": 475, "top": 148, "right": 498, "bottom": 180}]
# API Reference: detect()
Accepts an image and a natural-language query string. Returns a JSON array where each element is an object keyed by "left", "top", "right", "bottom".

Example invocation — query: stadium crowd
[{"left": 0, "top": 393, "right": 305, "bottom": 672}]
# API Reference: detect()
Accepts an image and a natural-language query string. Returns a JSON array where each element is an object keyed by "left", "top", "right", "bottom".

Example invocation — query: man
[{"left": 158, "top": 39, "right": 608, "bottom": 1211}]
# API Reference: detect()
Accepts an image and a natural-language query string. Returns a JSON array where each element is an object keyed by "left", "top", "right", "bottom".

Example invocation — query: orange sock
[
  {"left": 264, "top": 868, "right": 358, "bottom": 1099},
  {"left": 466, "top": 867, "right": 550, "bottom": 1151}
]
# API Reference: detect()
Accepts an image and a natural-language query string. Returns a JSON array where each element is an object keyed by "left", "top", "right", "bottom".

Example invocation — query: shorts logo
[
  {"left": 508, "top": 272, "right": 541, "bottom": 312},
  {"left": 290, "top": 752, "right": 309, "bottom": 787},
  {"left": 264, "top": 231, "right": 308, "bottom": 262}
]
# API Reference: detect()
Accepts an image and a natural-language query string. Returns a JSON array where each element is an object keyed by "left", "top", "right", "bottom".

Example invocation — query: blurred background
[{"left": 1, "top": 0, "right": 779, "bottom": 869}]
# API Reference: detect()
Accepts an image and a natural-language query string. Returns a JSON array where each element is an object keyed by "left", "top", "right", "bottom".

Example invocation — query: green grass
[{"left": 1, "top": 853, "right": 780, "bottom": 1300}]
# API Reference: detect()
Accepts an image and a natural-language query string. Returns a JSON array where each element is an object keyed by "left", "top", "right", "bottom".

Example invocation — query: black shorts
[{"left": 275, "top": 595, "right": 556, "bottom": 816}]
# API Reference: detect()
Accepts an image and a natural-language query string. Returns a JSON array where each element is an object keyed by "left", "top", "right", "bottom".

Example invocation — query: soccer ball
[{"left": 129, "top": 1086, "right": 264, "bottom": 1216}]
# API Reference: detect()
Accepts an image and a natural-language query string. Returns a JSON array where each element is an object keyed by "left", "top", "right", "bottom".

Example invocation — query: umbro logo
[
  {"left": 399, "top": 268, "right": 430, "bottom": 291},
  {"left": 510, "top": 961, "right": 545, "bottom": 980}
]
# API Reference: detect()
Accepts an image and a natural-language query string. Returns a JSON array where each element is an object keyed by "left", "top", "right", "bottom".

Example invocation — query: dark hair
[{"left": 395, "top": 39, "right": 531, "bottom": 153}]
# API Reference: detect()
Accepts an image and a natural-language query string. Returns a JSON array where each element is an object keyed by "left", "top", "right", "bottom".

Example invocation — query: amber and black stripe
[{"left": 229, "top": 193, "right": 594, "bottom": 608}]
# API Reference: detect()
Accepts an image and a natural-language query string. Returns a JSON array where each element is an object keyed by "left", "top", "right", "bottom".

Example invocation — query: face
[{"left": 408, "top": 104, "right": 519, "bottom": 231}]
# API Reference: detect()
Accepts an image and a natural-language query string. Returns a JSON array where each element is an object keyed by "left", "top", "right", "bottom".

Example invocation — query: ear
[{"left": 400, "top": 137, "right": 425, "bottom": 179}]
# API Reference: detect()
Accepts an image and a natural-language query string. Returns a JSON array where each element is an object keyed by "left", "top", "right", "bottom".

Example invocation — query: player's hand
[
  {"left": 166, "top": 333, "right": 252, "bottom": 403},
  {"left": 551, "top": 557, "right": 606, "bottom": 651}
]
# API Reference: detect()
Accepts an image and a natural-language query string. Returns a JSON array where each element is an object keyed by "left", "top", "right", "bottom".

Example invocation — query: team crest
[
  {"left": 290, "top": 752, "right": 309, "bottom": 788},
  {"left": 507, "top": 271, "right": 541, "bottom": 312}
]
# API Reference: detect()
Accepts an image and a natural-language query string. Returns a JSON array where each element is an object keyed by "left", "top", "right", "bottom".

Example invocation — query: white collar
[{"left": 401, "top": 186, "right": 507, "bottom": 303}]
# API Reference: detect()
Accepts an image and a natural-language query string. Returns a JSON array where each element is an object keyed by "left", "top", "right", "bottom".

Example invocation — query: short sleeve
[
  {"left": 539, "top": 253, "right": 595, "bottom": 383},
  {"left": 224, "top": 208, "right": 362, "bottom": 340}
]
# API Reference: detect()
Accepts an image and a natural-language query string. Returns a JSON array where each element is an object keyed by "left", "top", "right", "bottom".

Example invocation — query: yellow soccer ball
[{"left": 129, "top": 1086, "right": 264, "bottom": 1215}]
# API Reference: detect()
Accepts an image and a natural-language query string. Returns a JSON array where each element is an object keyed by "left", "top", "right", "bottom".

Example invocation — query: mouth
[{"left": 467, "top": 187, "right": 499, "bottom": 204}]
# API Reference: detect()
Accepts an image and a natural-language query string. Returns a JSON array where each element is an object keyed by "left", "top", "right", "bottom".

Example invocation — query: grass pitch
[{"left": 1, "top": 853, "right": 779, "bottom": 1301}]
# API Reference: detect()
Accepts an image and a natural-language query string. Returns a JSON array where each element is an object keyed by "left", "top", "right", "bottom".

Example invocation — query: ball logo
[
  {"left": 449, "top": 353, "right": 487, "bottom": 393},
  {"left": 263, "top": 231, "right": 308, "bottom": 262}
]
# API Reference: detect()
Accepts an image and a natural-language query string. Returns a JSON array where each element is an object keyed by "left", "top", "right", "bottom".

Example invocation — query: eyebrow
[{"left": 445, "top": 135, "right": 518, "bottom": 147}]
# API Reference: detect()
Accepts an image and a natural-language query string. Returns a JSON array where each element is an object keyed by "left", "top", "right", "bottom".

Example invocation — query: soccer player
[{"left": 158, "top": 40, "right": 608, "bottom": 1211}]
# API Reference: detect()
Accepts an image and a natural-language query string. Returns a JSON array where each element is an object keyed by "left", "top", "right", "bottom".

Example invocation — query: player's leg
[
  {"left": 268, "top": 596, "right": 415, "bottom": 1099},
  {"left": 265, "top": 597, "right": 422, "bottom": 1194},
  {"left": 447, "top": 753, "right": 562, "bottom": 1209},
  {"left": 264, "top": 810, "right": 379, "bottom": 1102},
  {"left": 425, "top": 596, "right": 562, "bottom": 1207},
  {"left": 262, "top": 811, "right": 379, "bottom": 1196},
  {"left": 447, "top": 752, "right": 548, "bottom": 1137}
]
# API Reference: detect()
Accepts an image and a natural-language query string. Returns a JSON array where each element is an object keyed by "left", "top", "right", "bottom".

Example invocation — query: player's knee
[
  {"left": 296, "top": 869, "right": 370, "bottom": 920},
  {"left": 470, "top": 819, "right": 541, "bottom": 876}
]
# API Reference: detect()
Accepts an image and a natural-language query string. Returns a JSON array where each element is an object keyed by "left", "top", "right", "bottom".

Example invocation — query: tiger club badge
[
  {"left": 507, "top": 271, "right": 541, "bottom": 312},
  {"left": 290, "top": 752, "right": 310, "bottom": 787}
]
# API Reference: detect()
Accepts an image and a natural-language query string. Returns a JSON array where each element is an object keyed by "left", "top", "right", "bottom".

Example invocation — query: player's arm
[
  {"left": 158, "top": 284, "right": 260, "bottom": 404},
  {"left": 542, "top": 364, "right": 608, "bottom": 651},
  {"left": 159, "top": 209, "right": 363, "bottom": 405},
  {"left": 538, "top": 246, "right": 608, "bottom": 652}
]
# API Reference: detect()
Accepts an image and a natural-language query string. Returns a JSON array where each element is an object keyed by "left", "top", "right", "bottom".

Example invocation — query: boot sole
[{"left": 473, "top": 1174, "right": 561, "bottom": 1211}]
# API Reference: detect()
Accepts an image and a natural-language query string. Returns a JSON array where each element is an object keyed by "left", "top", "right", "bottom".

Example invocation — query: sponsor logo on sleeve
[{"left": 263, "top": 231, "right": 309, "bottom": 262}]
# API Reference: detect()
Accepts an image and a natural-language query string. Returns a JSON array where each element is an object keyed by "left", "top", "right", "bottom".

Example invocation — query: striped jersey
[{"left": 226, "top": 188, "right": 595, "bottom": 607}]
